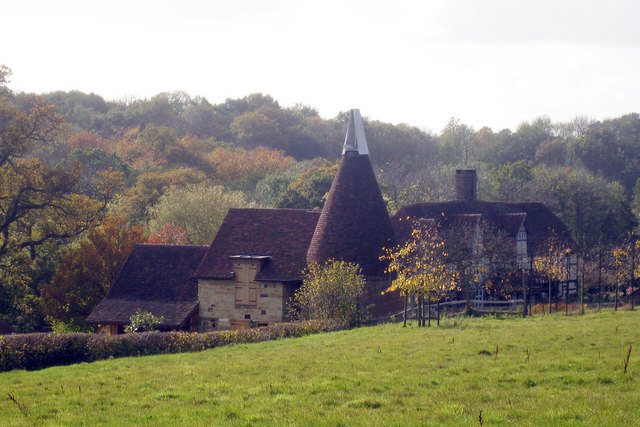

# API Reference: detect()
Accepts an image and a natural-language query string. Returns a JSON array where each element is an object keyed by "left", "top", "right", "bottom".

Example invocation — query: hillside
[
  {"left": 1, "top": 310, "right": 638, "bottom": 425},
  {"left": 3, "top": 67, "right": 640, "bottom": 334}
]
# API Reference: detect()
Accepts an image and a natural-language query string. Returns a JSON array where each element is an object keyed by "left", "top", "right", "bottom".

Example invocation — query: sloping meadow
[{"left": 1, "top": 311, "right": 638, "bottom": 425}]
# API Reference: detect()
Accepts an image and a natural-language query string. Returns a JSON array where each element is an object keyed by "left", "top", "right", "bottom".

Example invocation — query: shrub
[
  {"left": 124, "top": 309, "right": 164, "bottom": 333},
  {"left": 0, "top": 320, "right": 345, "bottom": 372},
  {"left": 292, "top": 260, "right": 367, "bottom": 326},
  {"left": 530, "top": 302, "right": 584, "bottom": 315}
]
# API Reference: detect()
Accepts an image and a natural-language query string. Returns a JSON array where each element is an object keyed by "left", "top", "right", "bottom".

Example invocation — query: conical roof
[{"left": 307, "top": 109, "right": 394, "bottom": 276}]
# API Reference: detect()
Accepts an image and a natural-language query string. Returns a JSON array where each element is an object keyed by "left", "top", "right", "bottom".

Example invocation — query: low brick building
[{"left": 86, "top": 244, "right": 208, "bottom": 333}]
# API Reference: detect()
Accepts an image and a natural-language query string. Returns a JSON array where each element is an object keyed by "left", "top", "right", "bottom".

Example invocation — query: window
[
  {"left": 234, "top": 262, "right": 258, "bottom": 306},
  {"left": 516, "top": 227, "right": 528, "bottom": 267}
]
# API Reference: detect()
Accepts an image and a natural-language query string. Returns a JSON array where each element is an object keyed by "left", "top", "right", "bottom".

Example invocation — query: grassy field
[{"left": 1, "top": 310, "right": 638, "bottom": 425}]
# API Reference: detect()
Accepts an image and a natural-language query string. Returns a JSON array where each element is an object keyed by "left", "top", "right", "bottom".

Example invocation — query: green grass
[{"left": 1, "top": 310, "right": 638, "bottom": 425}]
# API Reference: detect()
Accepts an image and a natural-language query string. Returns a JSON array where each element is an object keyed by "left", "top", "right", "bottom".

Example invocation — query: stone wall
[{"left": 198, "top": 279, "right": 297, "bottom": 331}]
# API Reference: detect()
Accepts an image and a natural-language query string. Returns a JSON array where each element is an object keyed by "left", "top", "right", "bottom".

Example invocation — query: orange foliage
[
  {"left": 207, "top": 146, "right": 295, "bottom": 183},
  {"left": 148, "top": 223, "right": 191, "bottom": 245},
  {"left": 39, "top": 216, "right": 147, "bottom": 326},
  {"left": 177, "top": 134, "right": 214, "bottom": 158},
  {"left": 68, "top": 131, "right": 109, "bottom": 151}
]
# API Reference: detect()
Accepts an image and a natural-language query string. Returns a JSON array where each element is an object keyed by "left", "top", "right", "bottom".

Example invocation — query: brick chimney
[{"left": 455, "top": 169, "right": 477, "bottom": 202}]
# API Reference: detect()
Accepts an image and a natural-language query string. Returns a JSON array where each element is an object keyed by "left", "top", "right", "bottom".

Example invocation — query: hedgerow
[{"left": 0, "top": 320, "right": 345, "bottom": 372}]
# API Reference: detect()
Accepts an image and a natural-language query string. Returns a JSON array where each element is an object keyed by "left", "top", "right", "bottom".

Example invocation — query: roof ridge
[{"left": 135, "top": 243, "right": 209, "bottom": 249}]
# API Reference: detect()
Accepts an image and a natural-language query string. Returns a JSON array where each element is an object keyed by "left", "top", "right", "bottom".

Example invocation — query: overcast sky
[{"left": 3, "top": 0, "right": 640, "bottom": 133}]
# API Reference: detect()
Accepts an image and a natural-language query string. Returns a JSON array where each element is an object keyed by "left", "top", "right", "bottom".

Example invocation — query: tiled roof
[
  {"left": 393, "top": 200, "right": 572, "bottom": 253},
  {"left": 195, "top": 208, "right": 321, "bottom": 281},
  {"left": 307, "top": 153, "right": 395, "bottom": 276},
  {"left": 495, "top": 213, "right": 527, "bottom": 238},
  {"left": 86, "top": 244, "right": 208, "bottom": 327}
]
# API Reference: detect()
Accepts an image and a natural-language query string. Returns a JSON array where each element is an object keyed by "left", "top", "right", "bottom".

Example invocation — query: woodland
[{"left": 2, "top": 64, "right": 640, "bottom": 332}]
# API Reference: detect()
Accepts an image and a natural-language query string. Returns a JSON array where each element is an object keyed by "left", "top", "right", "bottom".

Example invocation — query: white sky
[{"left": 3, "top": 0, "right": 640, "bottom": 133}]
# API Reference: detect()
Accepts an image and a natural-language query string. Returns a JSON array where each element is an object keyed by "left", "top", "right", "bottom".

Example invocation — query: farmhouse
[
  {"left": 87, "top": 110, "right": 571, "bottom": 333},
  {"left": 393, "top": 169, "right": 575, "bottom": 301},
  {"left": 394, "top": 170, "right": 572, "bottom": 255},
  {"left": 88, "top": 110, "right": 401, "bottom": 333}
]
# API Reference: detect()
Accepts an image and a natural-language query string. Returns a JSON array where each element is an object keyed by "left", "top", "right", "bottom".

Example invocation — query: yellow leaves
[
  {"left": 381, "top": 223, "right": 455, "bottom": 300},
  {"left": 93, "top": 169, "right": 125, "bottom": 201},
  {"left": 533, "top": 235, "right": 572, "bottom": 282}
]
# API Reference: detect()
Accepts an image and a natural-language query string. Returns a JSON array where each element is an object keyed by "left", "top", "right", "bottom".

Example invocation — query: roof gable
[
  {"left": 86, "top": 244, "right": 208, "bottom": 327},
  {"left": 195, "top": 208, "right": 320, "bottom": 281},
  {"left": 495, "top": 213, "right": 527, "bottom": 238}
]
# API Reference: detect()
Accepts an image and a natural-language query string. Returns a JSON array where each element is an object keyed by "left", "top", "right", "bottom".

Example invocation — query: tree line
[{"left": 2, "top": 64, "right": 640, "bottom": 332}]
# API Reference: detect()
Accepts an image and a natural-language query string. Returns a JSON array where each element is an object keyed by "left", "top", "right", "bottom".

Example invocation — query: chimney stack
[{"left": 456, "top": 169, "right": 477, "bottom": 202}]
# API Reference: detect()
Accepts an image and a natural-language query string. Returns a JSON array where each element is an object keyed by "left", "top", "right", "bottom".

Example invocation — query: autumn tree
[
  {"left": 147, "top": 223, "right": 190, "bottom": 245},
  {"left": 0, "top": 68, "right": 121, "bottom": 267},
  {"left": 382, "top": 222, "right": 456, "bottom": 326},
  {"left": 440, "top": 219, "right": 515, "bottom": 313},
  {"left": 39, "top": 216, "right": 146, "bottom": 331},
  {"left": 611, "top": 237, "right": 640, "bottom": 311},
  {"left": 114, "top": 124, "right": 179, "bottom": 170},
  {"left": 67, "top": 130, "right": 109, "bottom": 151},
  {"left": 533, "top": 234, "right": 573, "bottom": 314},
  {"left": 206, "top": 145, "right": 295, "bottom": 188}
]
